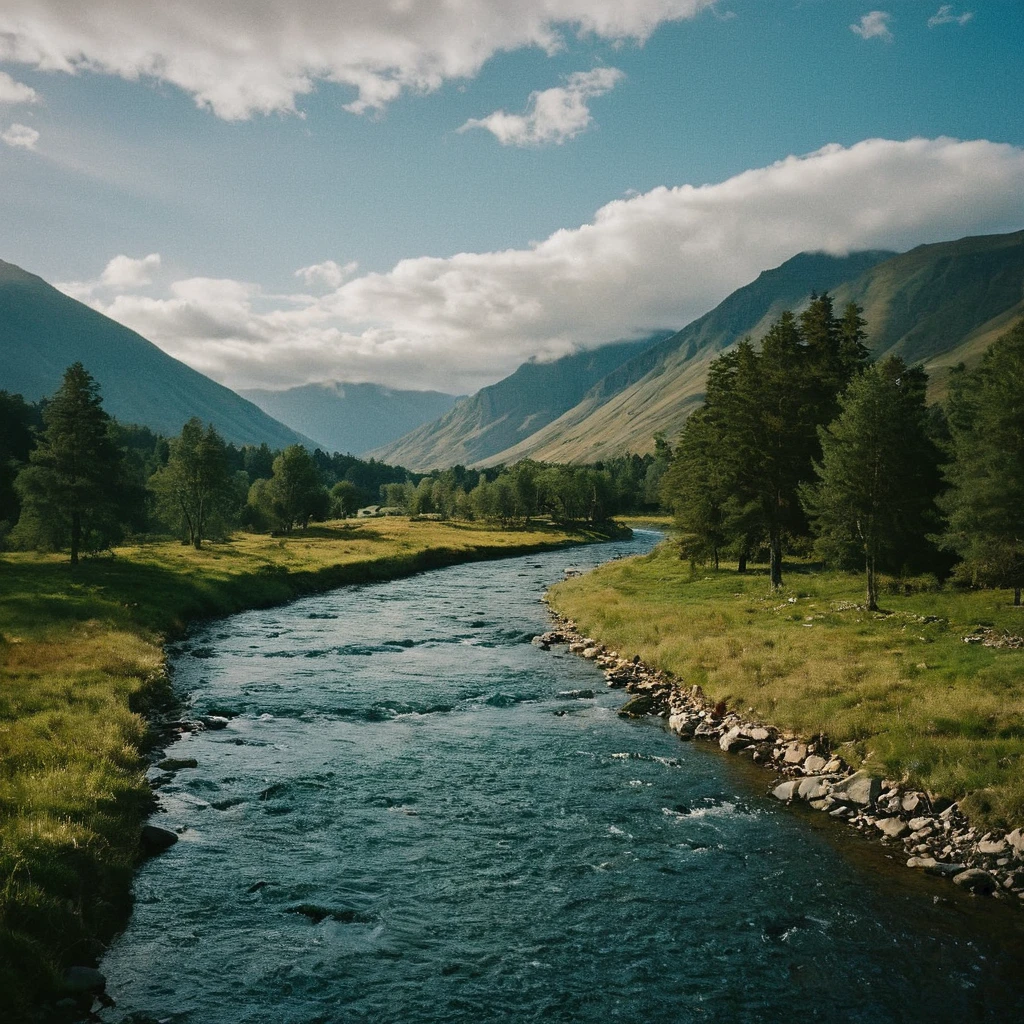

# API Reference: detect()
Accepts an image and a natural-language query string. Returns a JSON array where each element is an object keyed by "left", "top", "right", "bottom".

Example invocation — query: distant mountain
[
  {"left": 368, "top": 337, "right": 665, "bottom": 471},
  {"left": 0, "top": 260, "right": 315, "bottom": 448},
  {"left": 238, "top": 382, "right": 461, "bottom": 455},
  {"left": 454, "top": 230, "right": 1024, "bottom": 467}
]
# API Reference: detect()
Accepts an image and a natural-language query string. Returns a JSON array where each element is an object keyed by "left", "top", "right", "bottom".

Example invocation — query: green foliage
[
  {"left": 940, "top": 318, "right": 1024, "bottom": 603},
  {"left": 801, "top": 357, "right": 943, "bottom": 609},
  {"left": 247, "top": 445, "right": 328, "bottom": 532}
]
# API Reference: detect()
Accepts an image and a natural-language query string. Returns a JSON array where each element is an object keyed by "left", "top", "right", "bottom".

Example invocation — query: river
[{"left": 99, "top": 529, "right": 1024, "bottom": 1023}]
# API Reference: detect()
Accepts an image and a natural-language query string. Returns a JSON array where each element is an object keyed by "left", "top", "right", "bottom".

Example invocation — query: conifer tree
[
  {"left": 802, "top": 357, "right": 942, "bottom": 610},
  {"left": 940, "top": 317, "right": 1024, "bottom": 604},
  {"left": 13, "top": 363, "right": 125, "bottom": 564}
]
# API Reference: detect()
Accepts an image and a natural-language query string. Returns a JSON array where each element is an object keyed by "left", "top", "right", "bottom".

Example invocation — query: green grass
[
  {"left": 550, "top": 542, "right": 1024, "bottom": 831},
  {"left": 0, "top": 517, "right": 599, "bottom": 1017}
]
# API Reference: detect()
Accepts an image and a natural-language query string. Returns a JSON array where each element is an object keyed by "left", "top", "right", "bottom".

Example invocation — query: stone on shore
[
  {"left": 618, "top": 694, "right": 657, "bottom": 717},
  {"left": 977, "top": 838, "right": 1008, "bottom": 856},
  {"left": 831, "top": 771, "right": 881, "bottom": 807},
  {"left": 157, "top": 757, "right": 198, "bottom": 770},
  {"left": 802, "top": 754, "right": 828, "bottom": 774},
  {"left": 875, "top": 818, "right": 909, "bottom": 839},
  {"left": 141, "top": 824, "right": 179, "bottom": 853},
  {"left": 782, "top": 741, "right": 807, "bottom": 765},
  {"left": 953, "top": 868, "right": 997, "bottom": 895},
  {"left": 772, "top": 780, "right": 801, "bottom": 802},
  {"left": 797, "top": 777, "right": 830, "bottom": 802}
]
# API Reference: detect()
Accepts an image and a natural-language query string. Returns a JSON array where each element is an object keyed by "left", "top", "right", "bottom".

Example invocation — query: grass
[
  {"left": 550, "top": 541, "right": 1024, "bottom": 831},
  {"left": 0, "top": 517, "right": 600, "bottom": 1017}
]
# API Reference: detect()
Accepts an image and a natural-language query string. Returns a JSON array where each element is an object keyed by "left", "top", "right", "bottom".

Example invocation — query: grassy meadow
[
  {"left": 0, "top": 517, "right": 598, "bottom": 1015},
  {"left": 550, "top": 540, "right": 1024, "bottom": 831}
]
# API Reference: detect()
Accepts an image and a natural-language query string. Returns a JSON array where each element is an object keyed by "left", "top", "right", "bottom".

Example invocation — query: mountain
[
  {"left": 0, "top": 259, "right": 314, "bottom": 448},
  {"left": 238, "top": 382, "right": 461, "bottom": 455},
  {"left": 367, "top": 337, "right": 665, "bottom": 470}
]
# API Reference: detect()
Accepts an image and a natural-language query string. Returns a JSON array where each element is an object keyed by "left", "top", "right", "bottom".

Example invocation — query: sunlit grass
[
  {"left": 0, "top": 517, "right": 593, "bottom": 1013},
  {"left": 550, "top": 542, "right": 1024, "bottom": 830}
]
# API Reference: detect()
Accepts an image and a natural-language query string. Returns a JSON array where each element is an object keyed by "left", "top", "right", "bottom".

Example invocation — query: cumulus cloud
[
  {"left": 74, "top": 138, "right": 1024, "bottom": 393},
  {"left": 928, "top": 5, "right": 973, "bottom": 28},
  {"left": 851, "top": 11, "right": 893, "bottom": 41},
  {"left": 295, "top": 259, "right": 359, "bottom": 290},
  {"left": 101, "top": 253, "right": 161, "bottom": 289},
  {"left": 0, "top": 1, "right": 713, "bottom": 120},
  {"left": 0, "top": 70, "right": 38, "bottom": 104},
  {"left": 1, "top": 122, "right": 38, "bottom": 148},
  {"left": 459, "top": 67, "right": 624, "bottom": 146}
]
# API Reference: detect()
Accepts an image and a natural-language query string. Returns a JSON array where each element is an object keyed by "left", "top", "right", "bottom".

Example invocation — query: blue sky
[{"left": 1, "top": 1, "right": 1022, "bottom": 392}]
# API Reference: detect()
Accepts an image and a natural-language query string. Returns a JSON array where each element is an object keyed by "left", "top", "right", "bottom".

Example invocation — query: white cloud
[
  {"left": 0, "top": 1, "right": 713, "bottom": 121},
  {"left": 295, "top": 259, "right": 359, "bottom": 290},
  {"left": 0, "top": 70, "right": 38, "bottom": 104},
  {"left": 928, "top": 5, "right": 973, "bottom": 28},
  {"left": 76, "top": 138, "right": 1024, "bottom": 393},
  {"left": 1, "top": 122, "right": 38, "bottom": 148},
  {"left": 851, "top": 11, "right": 893, "bottom": 41},
  {"left": 459, "top": 67, "right": 624, "bottom": 146},
  {"left": 101, "top": 252, "right": 162, "bottom": 289}
]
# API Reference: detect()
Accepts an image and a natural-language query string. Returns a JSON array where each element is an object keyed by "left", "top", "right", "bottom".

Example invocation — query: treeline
[{"left": 660, "top": 295, "right": 1024, "bottom": 609}]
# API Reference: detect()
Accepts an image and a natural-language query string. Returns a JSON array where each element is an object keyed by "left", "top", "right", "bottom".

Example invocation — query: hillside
[
  {"left": 0, "top": 260, "right": 313, "bottom": 448},
  {"left": 367, "top": 337, "right": 663, "bottom": 470},
  {"left": 239, "top": 381, "right": 460, "bottom": 456}
]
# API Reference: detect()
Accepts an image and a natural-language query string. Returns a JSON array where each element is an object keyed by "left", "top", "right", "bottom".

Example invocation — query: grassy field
[
  {"left": 0, "top": 517, "right": 598, "bottom": 1016},
  {"left": 550, "top": 541, "right": 1024, "bottom": 831}
]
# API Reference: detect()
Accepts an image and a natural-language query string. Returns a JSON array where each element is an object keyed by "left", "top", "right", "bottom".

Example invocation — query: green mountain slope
[
  {"left": 239, "top": 381, "right": 461, "bottom": 456},
  {"left": 0, "top": 260, "right": 314, "bottom": 448},
  {"left": 484, "top": 230, "right": 1024, "bottom": 465},
  {"left": 367, "top": 337, "right": 664, "bottom": 470},
  {"left": 476, "top": 249, "right": 895, "bottom": 466}
]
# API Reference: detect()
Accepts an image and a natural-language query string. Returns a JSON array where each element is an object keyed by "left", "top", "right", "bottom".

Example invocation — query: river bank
[
  {"left": 545, "top": 541, "right": 1024, "bottom": 905},
  {"left": 0, "top": 518, "right": 612, "bottom": 1020}
]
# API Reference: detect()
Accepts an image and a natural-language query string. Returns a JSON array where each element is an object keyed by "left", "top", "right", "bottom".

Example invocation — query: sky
[{"left": 1, "top": 0, "right": 1023, "bottom": 395}]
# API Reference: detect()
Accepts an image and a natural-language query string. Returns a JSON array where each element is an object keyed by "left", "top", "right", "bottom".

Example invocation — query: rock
[
  {"left": 823, "top": 757, "right": 845, "bottom": 774},
  {"left": 832, "top": 771, "right": 882, "bottom": 808},
  {"left": 908, "top": 816, "right": 932, "bottom": 832},
  {"left": 720, "top": 727, "right": 745, "bottom": 753},
  {"left": 772, "top": 780, "right": 802, "bottom": 802},
  {"left": 802, "top": 754, "right": 828, "bottom": 774},
  {"left": 797, "top": 777, "right": 830, "bottom": 802},
  {"left": 141, "top": 824, "right": 179, "bottom": 853},
  {"left": 782, "top": 741, "right": 808, "bottom": 765},
  {"left": 157, "top": 757, "right": 198, "bottom": 770},
  {"left": 907, "top": 856, "right": 938, "bottom": 871},
  {"left": 200, "top": 716, "right": 230, "bottom": 730},
  {"left": 978, "top": 838, "right": 1008, "bottom": 856},
  {"left": 582, "top": 647, "right": 601, "bottom": 660},
  {"left": 901, "top": 792, "right": 927, "bottom": 814},
  {"left": 618, "top": 694, "right": 657, "bottom": 717},
  {"left": 63, "top": 966, "right": 106, "bottom": 995},
  {"left": 1008, "top": 828, "right": 1024, "bottom": 858},
  {"left": 748, "top": 727, "right": 771, "bottom": 742},
  {"left": 875, "top": 818, "right": 909, "bottom": 839},
  {"left": 809, "top": 798, "right": 834, "bottom": 811},
  {"left": 952, "top": 868, "right": 997, "bottom": 895}
]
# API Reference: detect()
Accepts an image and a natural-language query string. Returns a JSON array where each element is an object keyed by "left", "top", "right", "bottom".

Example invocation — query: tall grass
[
  {"left": 0, "top": 518, "right": 595, "bottom": 1016},
  {"left": 550, "top": 543, "right": 1024, "bottom": 829}
]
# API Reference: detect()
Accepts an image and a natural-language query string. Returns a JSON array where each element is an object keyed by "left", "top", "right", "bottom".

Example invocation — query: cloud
[
  {"left": 295, "top": 259, "right": 359, "bottom": 290},
  {"left": 928, "top": 5, "right": 973, "bottom": 28},
  {"left": 0, "top": 70, "right": 38, "bottom": 104},
  {"left": 1, "top": 122, "right": 39, "bottom": 148},
  {"left": 459, "top": 67, "right": 624, "bottom": 146},
  {"left": 73, "top": 138, "right": 1024, "bottom": 394},
  {"left": 101, "top": 253, "right": 162, "bottom": 289},
  {"left": 851, "top": 11, "right": 893, "bottom": 41},
  {"left": 0, "top": 1, "right": 713, "bottom": 120}
]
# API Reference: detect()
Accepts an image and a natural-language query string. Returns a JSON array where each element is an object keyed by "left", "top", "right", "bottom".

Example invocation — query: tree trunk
[
  {"left": 769, "top": 530, "right": 783, "bottom": 589},
  {"left": 1015, "top": 587, "right": 1021, "bottom": 607},
  {"left": 737, "top": 549, "right": 747, "bottom": 574},
  {"left": 70, "top": 510, "right": 81, "bottom": 567},
  {"left": 866, "top": 552, "right": 878, "bottom": 612},
  {"left": 713, "top": 549, "right": 719, "bottom": 571}
]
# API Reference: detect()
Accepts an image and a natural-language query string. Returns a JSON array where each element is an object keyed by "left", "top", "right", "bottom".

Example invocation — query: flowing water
[{"left": 100, "top": 530, "right": 1024, "bottom": 1023}]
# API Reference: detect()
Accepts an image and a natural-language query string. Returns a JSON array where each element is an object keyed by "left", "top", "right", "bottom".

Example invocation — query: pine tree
[
  {"left": 802, "top": 357, "right": 942, "bottom": 610},
  {"left": 13, "top": 363, "right": 125, "bottom": 564},
  {"left": 940, "top": 317, "right": 1024, "bottom": 604}
]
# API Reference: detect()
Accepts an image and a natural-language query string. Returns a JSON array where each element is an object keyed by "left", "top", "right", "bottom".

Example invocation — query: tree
[
  {"left": 149, "top": 418, "right": 236, "bottom": 547},
  {"left": 801, "top": 357, "right": 942, "bottom": 611},
  {"left": 251, "top": 445, "right": 327, "bottom": 532},
  {"left": 0, "top": 391, "right": 39, "bottom": 542},
  {"left": 940, "top": 318, "right": 1024, "bottom": 604},
  {"left": 12, "top": 364, "right": 127, "bottom": 565},
  {"left": 329, "top": 480, "right": 362, "bottom": 518}
]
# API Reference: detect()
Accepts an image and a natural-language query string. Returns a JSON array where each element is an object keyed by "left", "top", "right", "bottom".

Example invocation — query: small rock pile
[
  {"left": 962, "top": 626, "right": 1024, "bottom": 649},
  {"left": 536, "top": 613, "right": 1024, "bottom": 905}
]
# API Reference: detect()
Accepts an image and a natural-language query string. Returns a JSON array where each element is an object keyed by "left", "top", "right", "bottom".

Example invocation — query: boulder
[
  {"left": 901, "top": 792, "right": 927, "bottom": 814},
  {"left": 618, "top": 694, "right": 657, "bottom": 717},
  {"left": 157, "top": 757, "right": 198, "bottom": 771},
  {"left": 832, "top": 771, "right": 882, "bottom": 808},
  {"left": 803, "top": 755, "right": 828, "bottom": 774},
  {"left": 906, "top": 856, "right": 938, "bottom": 871},
  {"left": 720, "top": 727, "right": 745, "bottom": 753},
  {"left": 141, "top": 824, "right": 179, "bottom": 853},
  {"left": 1008, "top": 828, "right": 1024, "bottom": 858},
  {"left": 63, "top": 966, "right": 106, "bottom": 995},
  {"left": 978, "top": 838, "right": 1008, "bottom": 856},
  {"left": 824, "top": 757, "right": 845, "bottom": 773},
  {"left": 748, "top": 727, "right": 772, "bottom": 742},
  {"left": 875, "top": 818, "right": 909, "bottom": 839},
  {"left": 908, "top": 816, "right": 932, "bottom": 832},
  {"left": 772, "top": 780, "right": 802, "bottom": 802},
  {"left": 797, "top": 777, "right": 830, "bottom": 802},
  {"left": 782, "top": 742, "right": 808, "bottom": 765},
  {"left": 201, "top": 715, "right": 230, "bottom": 730},
  {"left": 582, "top": 647, "right": 601, "bottom": 660},
  {"left": 953, "top": 868, "right": 997, "bottom": 895}
]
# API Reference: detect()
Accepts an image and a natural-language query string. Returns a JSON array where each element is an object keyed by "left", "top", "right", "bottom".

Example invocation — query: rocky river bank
[{"left": 535, "top": 611, "right": 1024, "bottom": 905}]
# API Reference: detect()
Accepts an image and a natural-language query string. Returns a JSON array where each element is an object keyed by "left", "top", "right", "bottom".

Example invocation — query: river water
[{"left": 100, "top": 530, "right": 1024, "bottom": 1023}]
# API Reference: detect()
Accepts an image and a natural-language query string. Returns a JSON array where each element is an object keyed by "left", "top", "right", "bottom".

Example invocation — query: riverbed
[{"left": 100, "top": 530, "right": 1024, "bottom": 1022}]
